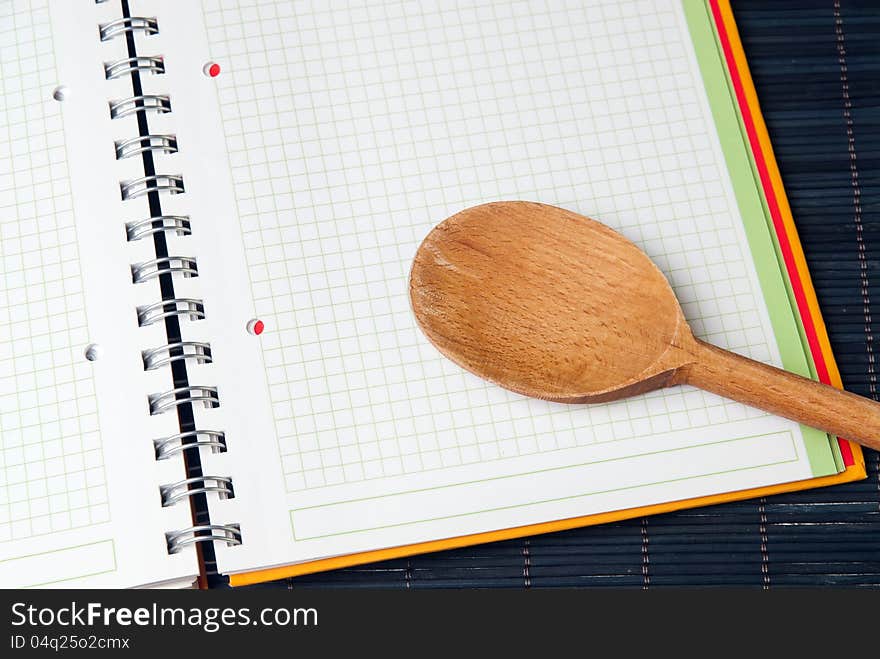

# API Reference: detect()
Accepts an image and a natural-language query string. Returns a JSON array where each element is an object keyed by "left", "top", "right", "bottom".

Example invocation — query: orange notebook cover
[{"left": 227, "top": 0, "right": 865, "bottom": 587}]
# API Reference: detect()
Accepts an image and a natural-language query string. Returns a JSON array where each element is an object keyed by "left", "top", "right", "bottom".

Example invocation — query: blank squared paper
[
  {"left": 201, "top": 0, "right": 798, "bottom": 496},
  {"left": 0, "top": 0, "right": 108, "bottom": 544}
]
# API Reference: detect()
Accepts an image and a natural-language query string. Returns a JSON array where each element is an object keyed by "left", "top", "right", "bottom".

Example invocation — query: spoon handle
[{"left": 683, "top": 339, "right": 880, "bottom": 451}]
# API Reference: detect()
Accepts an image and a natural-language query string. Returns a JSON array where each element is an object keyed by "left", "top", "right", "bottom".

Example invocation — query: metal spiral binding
[
  {"left": 126, "top": 215, "right": 191, "bottom": 242},
  {"left": 115, "top": 134, "right": 178, "bottom": 160},
  {"left": 154, "top": 431, "right": 227, "bottom": 460},
  {"left": 99, "top": 16, "right": 158, "bottom": 41},
  {"left": 104, "top": 9, "right": 239, "bottom": 555},
  {"left": 104, "top": 55, "right": 165, "bottom": 80},
  {"left": 131, "top": 256, "right": 198, "bottom": 283},
  {"left": 120, "top": 174, "right": 184, "bottom": 200},
  {"left": 148, "top": 386, "right": 220, "bottom": 416},
  {"left": 142, "top": 341, "right": 212, "bottom": 371},
  {"left": 166, "top": 525, "right": 242, "bottom": 555},
  {"left": 109, "top": 95, "right": 172, "bottom": 119},
  {"left": 160, "top": 476, "right": 234, "bottom": 507},
  {"left": 136, "top": 298, "right": 205, "bottom": 327}
]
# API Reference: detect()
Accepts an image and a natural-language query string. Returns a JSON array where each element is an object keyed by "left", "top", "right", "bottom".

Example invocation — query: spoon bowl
[{"left": 410, "top": 201, "right": 689, "bottom": 402}]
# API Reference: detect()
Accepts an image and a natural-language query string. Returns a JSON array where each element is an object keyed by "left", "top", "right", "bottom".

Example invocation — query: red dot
[
  {"left": 253, "top": 320, "right": 264, "bottom": 335},
  {"left": 208, "top": 63, "right": 221, "bottom": 77}
]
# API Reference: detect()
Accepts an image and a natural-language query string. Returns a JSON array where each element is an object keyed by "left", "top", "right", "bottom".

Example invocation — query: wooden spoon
[{"left": 409, "top": 201, "right": 880, "bottom": 451}]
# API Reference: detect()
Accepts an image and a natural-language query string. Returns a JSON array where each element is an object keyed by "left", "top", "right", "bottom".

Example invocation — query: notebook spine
[{"left": 101, "top": 7, "right": 240, "bottom": 557}]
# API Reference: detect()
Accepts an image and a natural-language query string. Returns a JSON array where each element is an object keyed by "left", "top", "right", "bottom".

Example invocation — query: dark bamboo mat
[{"left": 246, "top": 0, "right": 880, "bottom": 589}]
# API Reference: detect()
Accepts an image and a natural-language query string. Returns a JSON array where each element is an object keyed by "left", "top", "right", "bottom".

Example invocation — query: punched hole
[{"left": 84, "top": 343, "right": 102, "bottom": 361}]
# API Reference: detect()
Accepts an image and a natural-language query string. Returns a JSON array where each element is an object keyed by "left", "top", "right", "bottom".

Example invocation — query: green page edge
[{"left": 681, "top": 0, "right": 839, "bottom": 476}]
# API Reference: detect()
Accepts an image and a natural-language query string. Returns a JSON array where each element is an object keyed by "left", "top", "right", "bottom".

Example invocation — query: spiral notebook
[{"left": 0, "top": 0, "right": 865, "bottom": 588}]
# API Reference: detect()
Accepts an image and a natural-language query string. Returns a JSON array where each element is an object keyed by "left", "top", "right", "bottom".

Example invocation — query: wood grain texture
[
  {"left": 410, "top": 201, "right": 880, "bottom": 451},
  {"left": 410, "top": 201, "right": 690, "bottom": 402}
]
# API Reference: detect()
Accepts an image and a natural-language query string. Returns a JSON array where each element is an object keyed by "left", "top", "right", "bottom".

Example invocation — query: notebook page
[
  {"left": 0, "top": 0, "right": 199, "bottom": 587},
  {"left": 165, "top": 0, "right": 839, "bottom": 572}
]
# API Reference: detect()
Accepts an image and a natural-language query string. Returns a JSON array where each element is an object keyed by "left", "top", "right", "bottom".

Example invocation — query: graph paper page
[
  {"left": 165, "top": 0, "right": 840, "bottom": 572},
  {"left": 0, "top": 0, "right": 199, "bottom": 587}
]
